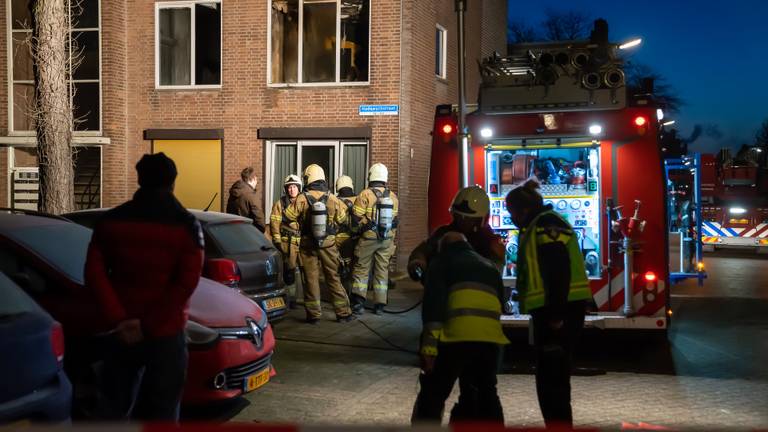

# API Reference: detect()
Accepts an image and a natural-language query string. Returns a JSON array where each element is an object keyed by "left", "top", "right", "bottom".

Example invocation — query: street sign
[{"left": 359, "top": 105, "right": 399, "bottom": 116}]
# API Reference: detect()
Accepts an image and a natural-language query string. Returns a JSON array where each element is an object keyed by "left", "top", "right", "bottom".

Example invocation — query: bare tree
[
  {"left": 624, "top": 62, "right": 684, "bottom": 114},
  {"left": 507, "top": 20, "right": 537, "bottom": 44},
  {"left": 755, "top": 119, "right": 768, "bottom": 148},
  {"left": 542, "top": 8, "right": 591, "bottom": 41},
  {"left": 32, "top": 0, "right": 74, "bottom": 214}
]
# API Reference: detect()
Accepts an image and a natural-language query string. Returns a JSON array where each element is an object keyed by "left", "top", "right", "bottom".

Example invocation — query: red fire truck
[
  {"left": 428, "top": 31, "right": 678, "bottom": 330},
  {"left": 700, "top": 150, "right": 768, "bottom": 252}
]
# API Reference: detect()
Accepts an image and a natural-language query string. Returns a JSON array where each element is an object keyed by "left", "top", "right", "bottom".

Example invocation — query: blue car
[{"left": 0, "top": 272, "right": 72, "bottom": 424}]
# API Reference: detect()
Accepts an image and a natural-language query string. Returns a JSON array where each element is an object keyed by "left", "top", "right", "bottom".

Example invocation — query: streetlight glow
[{"left": 619, "top": 38, "right": 642, "bottom": 50}]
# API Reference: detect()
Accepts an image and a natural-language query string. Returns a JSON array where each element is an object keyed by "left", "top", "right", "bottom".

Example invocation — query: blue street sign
[{"left": 359, "top": 105, "right": 399, "bottom": 116}]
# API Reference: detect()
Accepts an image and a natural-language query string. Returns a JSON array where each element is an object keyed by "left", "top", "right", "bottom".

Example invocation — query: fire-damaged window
[
  {"left": 269, "top": 0, "right": 370, "bottom": 85},
  {"left": 156, "top": 1, "right": 221, "bottom": 87},
  {"left": 8, "top": 0, "right": 101, "bottom": 132}
]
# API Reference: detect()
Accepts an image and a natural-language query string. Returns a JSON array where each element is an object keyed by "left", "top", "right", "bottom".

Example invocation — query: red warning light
[
  {"left": 644, "top": 271, "right": 657, "bottom": 282},
  {"left": 634, "top": 116, "right": 648, "bottom": 127},
  {"left": 442, "top": 124, "right": 454, "bottom": 135}
]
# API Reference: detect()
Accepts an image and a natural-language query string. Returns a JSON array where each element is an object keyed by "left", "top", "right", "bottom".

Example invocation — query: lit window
[
  {"left": 269, "top": 0, "right": 370, "bottom": 85},
  {"left": 156, "top": 1, "right": 221, "bottom": 87},
  {"left": 435, "top": 25, "right": 447, "bottom": 79}
]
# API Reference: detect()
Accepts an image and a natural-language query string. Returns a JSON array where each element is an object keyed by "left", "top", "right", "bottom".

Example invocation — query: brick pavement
[{"left": 232, "top": 279, "right": 768, "bottom": 429}]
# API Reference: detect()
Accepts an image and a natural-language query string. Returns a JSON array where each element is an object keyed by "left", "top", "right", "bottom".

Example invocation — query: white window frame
[
  {"left": 6, "top": 0, "right": 103, "bottom": 136},
  {"left": 266, "top": 0, "right": 371, "bottom": 87},
  {"left": 436, "top": 24, "right": 447, "bottom": 80},
  {"left": 264, "top": 139, "right": 369, "bottom": 207},
  {"left": 155, "top": 0, "right": 223, "bottom": 90}
]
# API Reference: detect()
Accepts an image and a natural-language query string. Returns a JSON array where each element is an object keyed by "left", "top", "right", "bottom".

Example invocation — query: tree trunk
[{"left": 33, "top": 0, "right": 74, "bottom": 214}]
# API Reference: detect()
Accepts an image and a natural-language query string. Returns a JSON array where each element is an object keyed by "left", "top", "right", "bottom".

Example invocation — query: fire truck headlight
[
  {"left": 589, "top": 124, "right": 603, "bottom": 136},
  {"left": 480, "top": 127, "right": 493, "bottom": 138},
  {"left": 729, "top": 207, "right": 747, "bottom": 215}
]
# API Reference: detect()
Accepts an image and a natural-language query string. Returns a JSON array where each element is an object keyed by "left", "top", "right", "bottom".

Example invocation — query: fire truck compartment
[{"left": 484, "top": 143, "right": 602, "bottom": 280}]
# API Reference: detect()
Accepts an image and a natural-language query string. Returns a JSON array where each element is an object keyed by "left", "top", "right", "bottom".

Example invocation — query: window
[
  {"left": 435, "top": 25, "right": 447, "bottom": 79},
  {"left": 269, "top": 0, "right": 370, "bottom": 85},
  {"left": 8, "top": 0, "right": 101, "bottom": 133},
  {"left": 156, "top": 1, "right": 221, "bottom": 88}
]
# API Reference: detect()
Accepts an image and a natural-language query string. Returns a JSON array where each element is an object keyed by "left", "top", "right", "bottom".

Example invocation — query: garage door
[{"left": 152, "top": 140, "right": 222, "bottom": 211}]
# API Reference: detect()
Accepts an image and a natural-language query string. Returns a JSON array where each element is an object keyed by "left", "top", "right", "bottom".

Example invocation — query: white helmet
[
  {"left": 284, "top": 174, "right": 302, "bottom": 188},
  {"left": 336, "top": 175, "right": 354, "bottom": 192},
  {"left": 368, "top": 163, "right": 388, "bottom": 183},
  {"left": 303, "top": 164, "right": 325, "bottom": 185},
  {"left": 450, "top": 186, "right": 490, "bottom": 219}
]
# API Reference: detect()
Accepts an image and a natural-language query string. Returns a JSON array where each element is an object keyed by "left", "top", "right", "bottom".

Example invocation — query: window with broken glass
[
  {"left": 269, "top": 0, "right": 370, "bottom": 85},
  {"left": 8, "top": 0, "right": 101, "bottom": 133}
]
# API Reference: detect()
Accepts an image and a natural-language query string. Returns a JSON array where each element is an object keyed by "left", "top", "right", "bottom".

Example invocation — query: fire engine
[
  {"left": 699, "top": 149, "right": 768, "bottom": 252},
  {"left": 427, "top": 22, "right": 699, "bottom": 330}
]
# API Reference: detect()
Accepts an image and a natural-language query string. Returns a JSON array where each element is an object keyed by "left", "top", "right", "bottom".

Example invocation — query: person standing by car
[
  {"left": 334, "top": 175, "right": 358, "bottom": 294},
  {"left": 270, "top": 174, "right": 303, "bottom": 308},
  {"left": 284, "top": 164, "right": 355, "bottom": 324},
  {"left": 84, "top": 153, "right": 204, "bottom": 422},
  {"left": 505, "top": 179, "right": 591, "bottom": 429},
  {"left": 349, "top": 164, "right": 399, "bottom": 315},
  {"left": 412, "top": 231, "right": 508, "bottom": 424},
  {"left": 227, "top": 167, "right": 266, "bottom": 232}
]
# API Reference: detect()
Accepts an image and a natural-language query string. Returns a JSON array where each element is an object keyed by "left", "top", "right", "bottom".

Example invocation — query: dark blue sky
[{"left": 507, "top": 0, "right": 768, "bottom": 153}]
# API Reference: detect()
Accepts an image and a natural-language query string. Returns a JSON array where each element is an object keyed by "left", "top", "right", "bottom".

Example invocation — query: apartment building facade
[{"left": 0, "top": 0, "right": 507, "bottom": 266}]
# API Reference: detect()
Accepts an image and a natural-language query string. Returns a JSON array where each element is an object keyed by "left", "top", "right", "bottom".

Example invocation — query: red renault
[{"left": 0, "top": 210, "right": 275, "bottom": 405}]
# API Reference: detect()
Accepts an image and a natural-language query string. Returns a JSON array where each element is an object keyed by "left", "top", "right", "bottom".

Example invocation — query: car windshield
[
  {"left": 5, "top": 223, "right": 91, "bottom": 285},
  {"left": 0, "top": 272, "right": 42, "bottom": 318},
  {"left": 206, "top": 222, "right": 272, "bottom": 255}
]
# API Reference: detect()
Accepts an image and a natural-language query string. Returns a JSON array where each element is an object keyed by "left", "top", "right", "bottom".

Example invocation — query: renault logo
[{"left": 245, "top": 317, "right": 263, "bottom": 348}]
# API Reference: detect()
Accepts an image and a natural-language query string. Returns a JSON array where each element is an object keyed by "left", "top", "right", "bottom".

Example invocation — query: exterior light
[
  {"left": 442, "top": 124, "right": 453, "bottom": 134},
  {"left": 480, "top": 127, "right": 493, "bottom": 138},
  {"left": 656, "top": 109, "right": 664, "bottom": 121},
  {"left": 634, "top": 116, "right": 647, "bottom": 127},
  {"left": 589, "top": 124, "right": 603, "bottom": 135},
  {"left": 662, "top": 120, "right": 676, "bottom": 126},
  {"left": 696, "top": 262, "right": 705, "bottom": 272},
  {"left": 619, "top": 38, "right": 642, "bottom": 50},
  {"left": 729, "top": 207, "right": 747, "bottom": 215},
  {"left": 644, "top": 271, "right": 657, "bottom": 282},
  {"left": 755, "top": 148, "right": 763, "bottom": 153}
]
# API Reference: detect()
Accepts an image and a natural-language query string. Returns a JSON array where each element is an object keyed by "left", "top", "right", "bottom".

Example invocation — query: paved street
[{"left": 194, "top": 250, "right": 768, "bottom": 429}]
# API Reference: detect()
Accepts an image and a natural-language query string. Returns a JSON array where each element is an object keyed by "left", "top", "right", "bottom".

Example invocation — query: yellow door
[{"left": 152, "top": 140, "right": 222, "bottom": 211}]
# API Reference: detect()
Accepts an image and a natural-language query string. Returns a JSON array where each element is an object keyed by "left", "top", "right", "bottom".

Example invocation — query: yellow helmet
[
  {"left": 450, "top": 186, "right": 490, "bottom": 219},
  {"left": 368, "top": 163, "right": 388, "bottom": 183},
  {"left": 303, "top": 164, "right": 325, "bottom": 185},
  {"left": 284, "top": 174, "right": 302, "bottom": 188},
  {"left": 335, "top": 175, "right": 354, "bottom": 192}
]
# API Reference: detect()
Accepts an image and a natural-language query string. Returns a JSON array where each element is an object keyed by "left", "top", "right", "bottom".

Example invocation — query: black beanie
[{"left": 136, "top": 153, "right": 177, "bottom": 189}]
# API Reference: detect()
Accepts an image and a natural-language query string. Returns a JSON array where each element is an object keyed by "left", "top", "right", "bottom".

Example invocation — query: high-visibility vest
[
  {"left": 440, "top": 280, "right": 511, "bottom": 345},
  {"left": 516, "top": 210, "right": 591, "bottom": 313}
]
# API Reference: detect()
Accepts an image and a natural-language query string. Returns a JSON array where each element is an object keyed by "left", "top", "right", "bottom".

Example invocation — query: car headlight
[{"left": 185, "top": 320, "right": 220, "bottom": 348}]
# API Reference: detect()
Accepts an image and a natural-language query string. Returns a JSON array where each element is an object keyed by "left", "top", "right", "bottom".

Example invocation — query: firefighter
[
  {"left": 349, "top": 163, "right": 399, "bottom": 315},
  {"left": 408, "top": 185, "right": 505, "bottom": 282},
  {"left": 270, "top": 174, "right": 303, "bottom": 307},
  {"left": 505, "top": 179, "right": 591, "bottom": 429},
  {"left": 412, "top": 231, "right": 508, "bottom": 424},
  {"left": 334, "top": 175, "right": 358, "bottom": 294},
  {"left": 284, "top": 164, "right": 355, "bottom": 323}
]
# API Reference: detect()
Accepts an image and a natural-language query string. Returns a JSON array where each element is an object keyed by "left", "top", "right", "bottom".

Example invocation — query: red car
[{"left": 0, "top": 210, "right": 275, "bottom": 406}]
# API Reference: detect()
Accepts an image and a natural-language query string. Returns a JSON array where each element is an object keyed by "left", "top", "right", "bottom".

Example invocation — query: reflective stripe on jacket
[{"left": 516, "top": 209, "right": 591, "bottom": 313}]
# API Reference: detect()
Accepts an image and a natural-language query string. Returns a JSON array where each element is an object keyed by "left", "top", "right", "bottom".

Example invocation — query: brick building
[{"left": 0, "top": 0, "right": 506, "bottom": 266}]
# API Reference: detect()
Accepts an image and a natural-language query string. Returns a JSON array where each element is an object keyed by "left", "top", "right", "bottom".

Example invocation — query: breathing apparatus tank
[
  {"left": 310, "top": 199, "right": 328, "bottom": 246},
  {"left": 376, "top": 194, "right": 394, "bottom": 239}
]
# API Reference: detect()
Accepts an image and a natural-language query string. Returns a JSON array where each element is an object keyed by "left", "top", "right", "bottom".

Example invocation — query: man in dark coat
[
  {"left": 85, "top": 153, "right": 204, "bottom": 421},
  {"left": 226, "top": 166, "right": 266, "bottom": 232}
]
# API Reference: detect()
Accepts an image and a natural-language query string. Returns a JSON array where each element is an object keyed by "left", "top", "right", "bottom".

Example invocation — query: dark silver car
[{"left": 64, "top": 209, "right": 287, "bottom": 320}]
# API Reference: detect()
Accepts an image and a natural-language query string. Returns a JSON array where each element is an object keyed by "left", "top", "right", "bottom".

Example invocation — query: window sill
[
  {"left": 436, "top": 76, "right": 449, "bottom": 84},
  {"left": 154, "top": 85, "right": 223, "bottom": 91},
  {"left": 267, "top": 81, "right": 371, "bottom": 89},
  {"left": 0, "top": 135, "right": 111, "bottom": 146}
]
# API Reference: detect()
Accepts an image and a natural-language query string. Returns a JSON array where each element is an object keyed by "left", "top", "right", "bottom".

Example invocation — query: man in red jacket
[{"left": 85, "top": 153, "right": 203, "bottom": 421}]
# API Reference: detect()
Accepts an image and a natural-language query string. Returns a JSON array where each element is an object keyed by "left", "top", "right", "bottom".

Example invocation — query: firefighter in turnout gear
[
  {"left": 411, "top": 232, "right": 508, "bottom": 424},
  {"left": 284, "top": 164, "right": 354, "bottom": 323},
  {"left": 335, "top": 175, "right": 358, "bottom": 294},
  {"left": 350, "top": 163, "right": 399, "bottom": 315},
  {"left": 408, "top": 186, "right": 505, "bottom": 283},
  {"left": 270, "top": 174, "right": 303, "bottom": 306},
  {"left": 506, "top": 179, "right": 591, "bottom": 429}
]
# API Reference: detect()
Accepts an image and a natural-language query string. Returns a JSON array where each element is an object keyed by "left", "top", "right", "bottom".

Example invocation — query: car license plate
[
  {"left": 264, "top": 297, "right": 285, "bottom": 311},
  {"left": 244, "top": 367, "right": 270, "bottom": 392}
]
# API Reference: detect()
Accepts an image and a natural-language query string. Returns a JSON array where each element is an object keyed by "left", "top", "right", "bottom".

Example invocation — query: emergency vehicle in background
[
  {"left": 700, "top": 148, "right": 768, "bottom": 252},
  {"left": 428, "top": 21, "right": 681, "bottom": 330}
]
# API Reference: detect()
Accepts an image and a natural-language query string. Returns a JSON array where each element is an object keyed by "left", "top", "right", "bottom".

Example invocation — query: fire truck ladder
[{"left": 664, "top": 153, "right": 706, "bottom": 286}]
